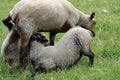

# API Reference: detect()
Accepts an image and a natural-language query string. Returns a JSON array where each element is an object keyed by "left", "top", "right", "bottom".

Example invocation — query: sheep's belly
[{"left": 10, "top": 0, "right": 68, "bottom": 31}]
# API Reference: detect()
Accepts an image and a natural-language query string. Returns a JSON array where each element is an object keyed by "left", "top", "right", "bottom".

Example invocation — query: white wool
[
  {"left": 29, "top": 27, "right": 93, "bottom": 70},
  {"left": 3, "top": 0, "right": 96, "bottom": 68},
  {"left": 1, "top": 31, "right": 13, "bottom": 55},
  {"left": 1, "top": 29, "right": 20, "bottom": 67},
  {"left": 8, "top": 0, "right": 96, "bottom": 61}
]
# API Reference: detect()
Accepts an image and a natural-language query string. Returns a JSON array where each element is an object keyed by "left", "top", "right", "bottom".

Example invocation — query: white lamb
[
  {"left": 29, "top": 27, "right": 95, "bottom": 78},
  {"left": 1, "top": 29, "right": 20, "bottom": 68}
]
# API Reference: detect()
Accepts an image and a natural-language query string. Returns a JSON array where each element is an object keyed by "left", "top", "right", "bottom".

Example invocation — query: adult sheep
[
  {"left": 29, "top": 27, "right": 95, "bottom": 78},
  {"left": 2, "top": 0, "right": 96, "bottom": 69}
]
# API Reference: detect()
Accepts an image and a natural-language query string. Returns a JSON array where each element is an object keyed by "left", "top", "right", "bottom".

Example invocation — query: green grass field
[{"left": 0, "top": 0, "right": 120, "bottom": 80}]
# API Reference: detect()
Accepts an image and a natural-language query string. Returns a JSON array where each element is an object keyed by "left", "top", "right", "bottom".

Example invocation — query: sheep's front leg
[
  {"left": 50, "top": 32, "right": 57, "bottom": 45},
  {"left": 30, "top": 65, "right": 40, "bottom": 80},
  {"left": 30, "top": 71, "right": 36, "bottom": 80},
  {"left": 30, "top": 67, "right": 40, "bottom": 80},
  {"left": 83, "top": 48, "right": 94, "bottom": 67},
  {"left": 89, "top": 49, "right": 94, "bottom": 67}
]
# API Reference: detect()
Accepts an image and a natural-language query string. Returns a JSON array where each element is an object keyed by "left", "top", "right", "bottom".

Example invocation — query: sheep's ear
[{"left": 90, "top": 12, "right": 95, "bottom": 20}]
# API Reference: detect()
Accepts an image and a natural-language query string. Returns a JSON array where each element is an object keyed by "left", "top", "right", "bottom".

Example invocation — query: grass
[{"left": 0, "top": 0, "right": 120, "bottom": 80}]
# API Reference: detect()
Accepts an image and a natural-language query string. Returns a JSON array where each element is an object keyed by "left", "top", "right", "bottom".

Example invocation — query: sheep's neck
[{"left": 77, "top": 11, "right": 89, "bottom": 26}]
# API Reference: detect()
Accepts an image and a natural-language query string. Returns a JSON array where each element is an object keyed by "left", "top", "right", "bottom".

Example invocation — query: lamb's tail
[{"left": 2, "top": 15, "right": 14, "bottom": 31}]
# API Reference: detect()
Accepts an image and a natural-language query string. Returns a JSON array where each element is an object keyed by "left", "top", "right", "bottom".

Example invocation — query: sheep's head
[
  {"left": 30, "top": 33, "right": 48, "bottom": 45},
  {"left": 80, "top": 12, "right": 96, "bottom": 37}
]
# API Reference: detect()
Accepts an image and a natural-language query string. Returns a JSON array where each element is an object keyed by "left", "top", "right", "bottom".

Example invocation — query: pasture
[{"left": 0, "top": 0, "right": 120, "bottom": 80}]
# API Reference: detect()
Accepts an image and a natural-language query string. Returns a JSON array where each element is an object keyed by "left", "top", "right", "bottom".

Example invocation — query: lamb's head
[
  {"left": 1, "top": 30, "right": 20, "bottom": 68},
  {"left": 1, "top": 40, "right": 20, "bottom": 68},
  {"left": 30, "top": 33, "right": 48, "bottom": 45},
  {"left": 78, "top": 12, "right": 96, "bottom": 37}
]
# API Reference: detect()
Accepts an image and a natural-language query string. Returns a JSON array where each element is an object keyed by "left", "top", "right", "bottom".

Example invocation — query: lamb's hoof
[{"left": 29, "top": 72, "right": 36, "bottom": 80}]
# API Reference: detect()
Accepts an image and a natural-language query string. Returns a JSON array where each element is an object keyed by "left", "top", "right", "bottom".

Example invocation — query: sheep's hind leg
[
  {"left": 16, "top": 25, "right": 32, "bottom": 71},
  {"left": 19, "top": 34, "right": 31, "bottom": 71},
  {"left": 30, "top": 64, "right": 41, "bottom": 80},
  {"left": 88, "top": 50, "right": 94, "bottom": 67}
]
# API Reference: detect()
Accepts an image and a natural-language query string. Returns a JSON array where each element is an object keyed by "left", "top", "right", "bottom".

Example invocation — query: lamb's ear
[{"left": 90, "top": 12, "right": 95, "bottom": 20}]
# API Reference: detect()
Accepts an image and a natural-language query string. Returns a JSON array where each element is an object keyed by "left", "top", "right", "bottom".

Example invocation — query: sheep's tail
[{"left": 2, "top": 15, "right": 14, "bottom": 31}]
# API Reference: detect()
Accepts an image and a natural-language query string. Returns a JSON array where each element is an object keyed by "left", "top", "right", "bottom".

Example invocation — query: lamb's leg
[
  {"left": 50, "top": 32, "right": 57, "bottom": 45},
  {"left": 30, "top": 59, "right": 36, "bottom": 80},
  {"left": 30, "top": 67, "right": 40, "bottom": 80},
  {"left": 30, "top": 65, "right": 40, "bottom": 79},
  {"left": 2, "top": 15, "right": 13, "bottom": 31},
  {"left": 30, "top": 71, "right": 36, "bottom": 80},
  {"left": 88, "top": 49, "right": 94, "bottom": 67},
  {"left": 83, "top": 48, "right": 94, "bottom": 67}
]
